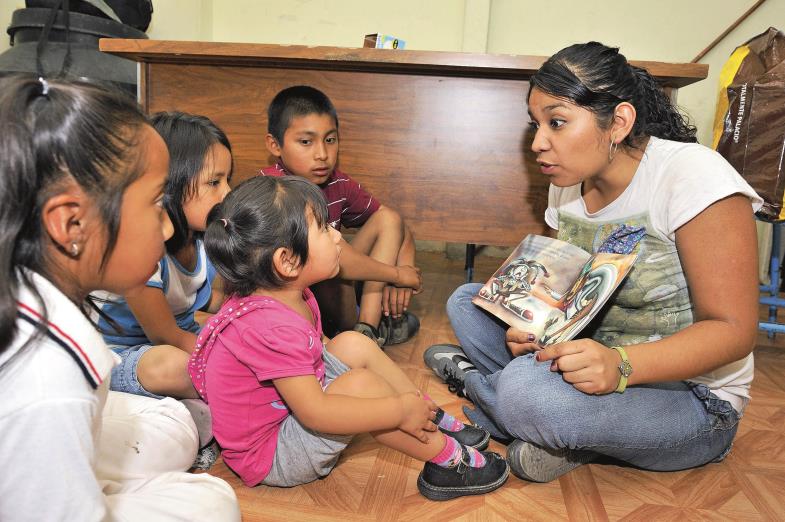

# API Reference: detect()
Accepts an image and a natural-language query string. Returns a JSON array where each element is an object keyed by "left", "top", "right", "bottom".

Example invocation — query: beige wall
[
  {"left": 486, "top": 0, "right": 785, "bottom": 144},
  {"left": 676, "top": 0, "right": 785, "bottom": 144},
  {"left": 209, "top": 0, "right": 468, "bottom": 51},
  {"left": 2, "top": 0, "right": 784, "bottom": 143},
  {"left": 0, "top": 1, "right": 23, "bottom": 52}
]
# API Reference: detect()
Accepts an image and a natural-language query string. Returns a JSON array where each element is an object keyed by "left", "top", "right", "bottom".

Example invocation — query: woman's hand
[
  {"left": 506, "top": 327, "right": 541, "bottom": 356},
  {"left": 536, "top": 338, "right": 621, "bottom": 395},
  {"left": 394, "top": 265, "right": 423, "bottom": 293},
  {"left": 397, "top": 391, "right": 437, "bottom": 443}
]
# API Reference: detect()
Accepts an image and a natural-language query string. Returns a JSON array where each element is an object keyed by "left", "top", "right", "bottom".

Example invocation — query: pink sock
[
  {"left": 422, "top": 394, "right": 464, "bottom": 432},
  {"left": 429, "top": 436, "right": 486, "bottom": 468}
]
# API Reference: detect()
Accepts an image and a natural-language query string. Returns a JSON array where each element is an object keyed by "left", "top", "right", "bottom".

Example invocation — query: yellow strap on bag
[{"left": 711, "top": 45, "right": 751, "bottom": 150}]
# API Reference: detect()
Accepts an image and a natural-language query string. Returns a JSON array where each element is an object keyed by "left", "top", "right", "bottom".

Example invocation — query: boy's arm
[
  {"left": 383, "top": 221, "right": 417, "bottom": 317},
  {"left": 338, "top": 238, "right": 422, "bottom": 290},
  {"left": 125, "top": 286, "right": 198, "bottom": 353}
]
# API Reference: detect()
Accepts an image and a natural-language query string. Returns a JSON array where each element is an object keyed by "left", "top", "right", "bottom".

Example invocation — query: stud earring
[{"left": 70, "top": 242, "right": 80, "bottom": 257}]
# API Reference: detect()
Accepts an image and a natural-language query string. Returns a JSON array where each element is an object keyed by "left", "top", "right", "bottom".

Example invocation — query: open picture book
[{"left": 472, "top": 234, "right": 637, "bottom": 346}]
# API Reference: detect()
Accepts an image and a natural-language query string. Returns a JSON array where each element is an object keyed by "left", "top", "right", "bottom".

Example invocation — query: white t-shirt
[
  {"left": 0, "top": 271, "right": 117, "bottom": 521},
  {"left": 93, "top": 239, "right": 216, "bottom": 347},
  {"left": 545, "top": 136, "right": 762, "bottom": 412}
]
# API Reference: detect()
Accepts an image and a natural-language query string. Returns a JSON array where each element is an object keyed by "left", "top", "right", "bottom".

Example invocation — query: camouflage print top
[
  {"left": 557, "top": 212, "right": 693, "bottom": 348},
  {"left": 545, "top": 137, "right": 761, "bottom": 410}
]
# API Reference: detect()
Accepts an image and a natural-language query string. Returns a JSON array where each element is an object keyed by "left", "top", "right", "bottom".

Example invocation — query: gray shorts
[{"left": 262, "top": 349, "right": 354, "bottom": 487}]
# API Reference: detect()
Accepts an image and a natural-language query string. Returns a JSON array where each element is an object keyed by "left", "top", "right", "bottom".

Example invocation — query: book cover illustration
[{"left": 472, "top": 235, "right": 637, "bottom": 346}]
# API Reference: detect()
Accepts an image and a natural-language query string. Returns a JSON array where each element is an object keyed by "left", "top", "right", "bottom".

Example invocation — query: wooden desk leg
[{"left": 465, "top": 244, "right": 476, "bottom": 283}]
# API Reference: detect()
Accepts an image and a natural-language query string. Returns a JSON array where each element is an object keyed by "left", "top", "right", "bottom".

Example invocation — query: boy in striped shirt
[{"left": 261, "top": 85, "right": 420, "bottom": 347}]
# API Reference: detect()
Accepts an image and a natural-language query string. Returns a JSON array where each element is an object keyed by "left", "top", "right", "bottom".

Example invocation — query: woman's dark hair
[
  {"left": 529, "top": 42, "right": 697, "bottom": 146},
  {"left": 204, "top": 176, "right": 328, "bottom": 296},
  {"left": 267, "top": 85, "right": 339, "bottom": 145},
  {"left": 151, "top": 111, "right": 233, "bottom": 255},
  {"left": 0, "top": 74, "right": 150, "bottom": 355}
]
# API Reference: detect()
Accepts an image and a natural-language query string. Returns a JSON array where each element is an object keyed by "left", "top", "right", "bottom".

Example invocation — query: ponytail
[
  {"left": 204, "top": 176, "right": 328, "bottom": 297},
  {"left": 529, "top": 42, "right": 697, "bottom": 147},
  {"left": 628, "top": 66, "right": 697, "bottom": 143}
]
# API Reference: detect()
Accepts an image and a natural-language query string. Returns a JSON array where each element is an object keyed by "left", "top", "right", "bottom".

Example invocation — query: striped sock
[
  {"left": 435, "top": 408, "right": 465, "bottom": 432},
  {"left": 429, "top": 435, "right": 486, "bottom": 468},
  {"left": 421, "top": 394, "right": 464, "bottom": 432}
]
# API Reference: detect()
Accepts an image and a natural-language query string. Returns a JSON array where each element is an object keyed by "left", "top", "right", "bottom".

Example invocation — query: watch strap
[{"left": 613, "top": 346, "right": 631, "bottom": 393}]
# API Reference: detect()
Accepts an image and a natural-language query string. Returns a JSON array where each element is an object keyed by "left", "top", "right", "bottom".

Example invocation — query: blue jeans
[
  {"left": 447, "top": 283, "right": 741, "bottom": 471},
  {"left": 110, "top": 344, "right": 164, "bottom": 399}
]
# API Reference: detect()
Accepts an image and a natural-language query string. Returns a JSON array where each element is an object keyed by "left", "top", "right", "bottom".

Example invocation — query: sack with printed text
[{"left": 713, "top": 27, "right": 785, "bottom": 221}]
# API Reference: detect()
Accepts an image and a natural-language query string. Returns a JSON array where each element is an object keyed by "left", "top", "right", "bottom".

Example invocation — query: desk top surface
[{"left": 101, "top": 39, "right": 708, "bottom": 87}]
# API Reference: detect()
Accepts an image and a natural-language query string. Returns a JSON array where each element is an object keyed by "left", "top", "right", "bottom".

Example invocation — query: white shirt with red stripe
[{"left": 0, "top": 270, "right": 117, "bottom": 521}]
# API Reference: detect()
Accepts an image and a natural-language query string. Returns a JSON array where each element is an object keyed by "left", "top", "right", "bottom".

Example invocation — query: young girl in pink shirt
[{"left": 189, "top": 175, "right": 509, "bottom": 500}]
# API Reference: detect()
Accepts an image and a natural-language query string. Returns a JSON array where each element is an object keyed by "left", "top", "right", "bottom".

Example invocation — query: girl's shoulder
[
  {"left": 213, "top": 294, "right": 308, "bottom": 330},
  {"left": 6, "top": 270, "right": 116, "bottom": 393}
]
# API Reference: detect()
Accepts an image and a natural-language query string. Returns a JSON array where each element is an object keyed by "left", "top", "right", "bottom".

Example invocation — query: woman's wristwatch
[{"left": 612, "top": 346, "right": 633, "bottom": 393}]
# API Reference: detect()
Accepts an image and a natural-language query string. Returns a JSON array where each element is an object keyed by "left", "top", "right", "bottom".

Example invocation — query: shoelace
[{"left": 442, "top": 366, "right": 466, "bottom": 397}]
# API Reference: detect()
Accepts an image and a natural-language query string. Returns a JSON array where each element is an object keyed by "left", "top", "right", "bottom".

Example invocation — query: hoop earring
[
  {"left": 608, "top": 139, "right": 619, "bottom": 163},
  {"left": 70, "top": 242, "right": 80, "bottom": 257}
]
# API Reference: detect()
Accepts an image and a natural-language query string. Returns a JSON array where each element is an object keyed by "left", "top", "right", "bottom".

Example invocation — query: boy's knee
[{"left": 367, "top": 207, "right": 404, "bottom": 235}]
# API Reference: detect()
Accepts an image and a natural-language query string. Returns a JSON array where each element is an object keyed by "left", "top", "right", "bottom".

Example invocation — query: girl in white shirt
[{"left": 0, "top": 75, "right": 239, "bottom": 521}]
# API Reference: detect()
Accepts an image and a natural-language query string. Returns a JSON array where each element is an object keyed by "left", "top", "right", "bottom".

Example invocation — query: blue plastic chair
[{"left": 759, "top": 221, "right": 785, "bottom": 336}]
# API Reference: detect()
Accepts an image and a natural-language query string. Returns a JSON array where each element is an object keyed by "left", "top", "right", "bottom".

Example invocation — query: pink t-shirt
[{"left": 188, "top": 289, "right": 326, "bottom": 486}]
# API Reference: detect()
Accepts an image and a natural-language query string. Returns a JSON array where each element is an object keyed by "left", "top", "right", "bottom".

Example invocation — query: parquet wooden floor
[{"left": 203, "top": 251, "right": 785, "bottom": 521}]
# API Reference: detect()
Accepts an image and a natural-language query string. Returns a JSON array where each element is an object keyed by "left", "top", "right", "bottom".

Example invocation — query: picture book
[{"left": 472, "top": 234, "right": 637, "bottom": 346}]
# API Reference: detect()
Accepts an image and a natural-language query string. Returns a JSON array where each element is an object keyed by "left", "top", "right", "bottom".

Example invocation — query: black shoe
[
  {"left": 423, "top": 344, "right": 477, "bottom": 397},
  {"left": 379, "top": 311, "right": 420, "bottom": 346},
  {"left": 417, "top": 447, "right": 509, "bottom": 501},
  {"left": 433, "top": 409, "right": 490, "bottom": 451}
]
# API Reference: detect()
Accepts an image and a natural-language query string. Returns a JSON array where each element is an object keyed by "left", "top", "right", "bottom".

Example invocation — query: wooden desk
[{"left": 101, "top": 40, "right": 707, "bottom": 246}]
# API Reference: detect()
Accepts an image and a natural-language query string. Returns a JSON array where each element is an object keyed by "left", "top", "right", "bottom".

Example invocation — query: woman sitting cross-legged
[{"left": 425, "top": 41, "right": 762, "bottom": 483}]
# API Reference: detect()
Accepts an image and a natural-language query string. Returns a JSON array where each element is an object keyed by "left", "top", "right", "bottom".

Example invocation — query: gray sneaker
[
  {"left": 378, "top": 311, "right": 420, "bottom": 346},
  {"left": 191, "top": 438, "right": 220, "bottom": 470},
  {"left": 506, "top": 439, "right": 597, "bottom": 482},
  {"left": 423, "top": 344, "right": 477, "bottom": 397},
  {"left": 352, "top": 321, "right": 385, "bottom": 347}
]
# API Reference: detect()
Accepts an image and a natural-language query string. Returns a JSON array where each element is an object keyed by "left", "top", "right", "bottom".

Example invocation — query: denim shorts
[
  {"left": 261, "top": 349, "right": 353, "bottom": 487},
  {"left": 109, "top": 343, "right": 164, "bottom": 399}
]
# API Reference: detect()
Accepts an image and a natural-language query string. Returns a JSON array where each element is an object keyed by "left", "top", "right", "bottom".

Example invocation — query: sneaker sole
[
  {"left": 506, "top": 440, "right": 594, "bottom": 483},
  {"left": 416, "top": 462, "right": 509, "bottom": 501}
]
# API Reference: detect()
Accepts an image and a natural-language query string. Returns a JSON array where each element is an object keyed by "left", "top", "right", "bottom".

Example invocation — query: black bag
[{"left": 26, "top": 0, "right": 153, "bottom": 31}]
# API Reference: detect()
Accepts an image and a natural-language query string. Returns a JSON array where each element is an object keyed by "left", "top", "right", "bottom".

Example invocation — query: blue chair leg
[{"left": 759, "top": 222, "right": 785, "bottom": 337}]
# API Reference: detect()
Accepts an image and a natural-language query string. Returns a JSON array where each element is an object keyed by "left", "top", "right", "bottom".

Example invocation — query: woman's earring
[
  {"left": 608, "top": 138, "right": 619, "bottom": 163},
  {"left": 70, "top": 242, "right": 80, "bottom": 257}
]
